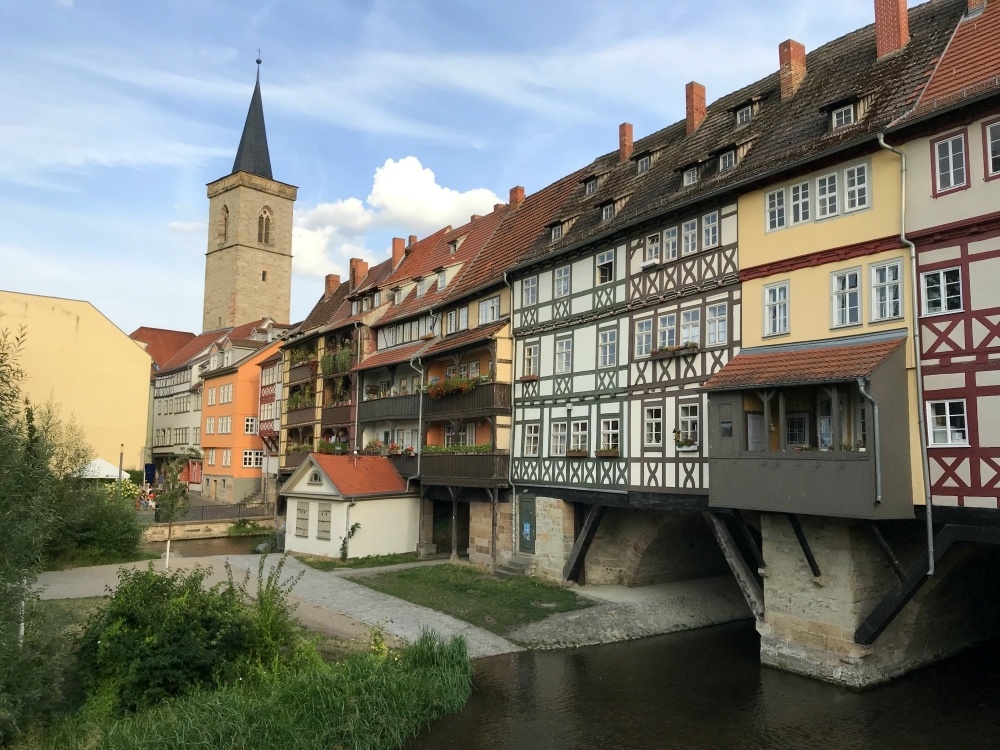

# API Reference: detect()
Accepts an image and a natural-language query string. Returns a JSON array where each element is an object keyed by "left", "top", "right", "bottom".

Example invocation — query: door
[
  {"left": 210, "top": 479, "right": 218, "bottom": 500},
  {"left": 518, "top": 495, "right": 536, "bottom": 554},
  {"left": 747, "top": 414, "right": 765, "bottom": 452}
]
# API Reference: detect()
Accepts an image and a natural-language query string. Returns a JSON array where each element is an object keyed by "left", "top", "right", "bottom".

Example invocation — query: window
[
  {"left": 786, "top": 413, "right": 810, "bottom": 447},
  {"left": 393, "top": 289, "right": 402, "bottom": 305},
  {"left": 928, "top": 400, "right": 967, "bottom": 446},
  {"left": 222, "top": 449, "right": 232, "bottom": 467},
  {"left": 736, "top": 105, "right": 752, "bottom": 126},
  {"left": 523, "top": 343, "right": 539, "bottom": 377},
  {"left": 702, "top": 212, "right": 719, "bottom": 249},
  {"left": 637, "top": 155, "right": 650, "bottom": 174},
  {"left": 767, "top": 189, "right": 786, "bottom": 230},
  {"left": 437, "top": 270, "right": 447, "bottom": 290},
  {"left": 635, "top": 319, "right": 652, "bottom": 356},
  {"left": 765, "top": 282, "right": 789, "bottom": 335},
  {"left": 551, "top": 224, "right": 563, "bottom": 242},
  {"left": 658, "top": 314, "right": 676, "bottom": 349},
  {"left": 554, "top": 266, "right": 571, "bottom": 298},
  {"left": 922, "top": 268, "right": 962, "bottom": 315},
  {"left": 682, "top": 220, "right": 698, "bottom": 255},
  {"left": 844, "top": 164, "right": 868, "bottom": 211},
  {"left": 220, "top": 205, "right": 229, "bottom": 244},
  {"left": 585, "top": 178, "right": 597, "bottom": 195},
  {"left": 872, "top": 261, "right": 902, "bottom": 321},
  {"left": 680, "top": 309, "right": 701, "bottom": 346},
  {"left": 645, "top": 234, "right": 660, "bottom": 263},
  {"left": 601, "top": 203, "right": 615, "bottom": 222},
  {"left": 261, "top": 271, "right": 267, "bottom": 282},
  {"left": 459, "top": 307, "right": 468, "bottom": 330},
  {"left": 219, "top": 416, "right": 232, "bottom": 434},
  {"left": 524, "top": 424, "right": 540, "bottom": 457},
  {"left": 719, "top": 151, "right": 735, "bottom": 171},
  {"left": 663, "top": 227, "right": 678, "bottom": 261},
  {"left": 245, "top": 417, "right": 257, "bottom": 434},
  {"left": 683, "top": 167, "right": 698, "bottom": 186},
  {"left": 790, "top": 182, "right": 810, "bottom": 224},
  {"left": 446, "top": 310, "right": 457, "bottom": 334},
  {"left": 987, "top": 122, "right": 1000, "bottom": 177},
  {"left": 242, "top": 450, "right": 263, "bottom": 468},
  {"left": 468, "top": 360, "right": 481, "bottom": 378},
  {"left": 832, "top": 105, "right": 854, "bottom": 129},
  {"left": 205, "top": 417, "right": 215, "bottom": 434},
  {"left": 207, "top": 448, "right": 216, "bottom": 466},
  {"left": 207, "top": 388, "right": 216, "bottom": 406},
  {"left": 416, "top": 278, "right": 427, "bottom": 297},
  {"left": 816, "top": 173, "right": 838, "bottom": 217},
  {"left": 193, "top": 427, "right": 200, "bottom": 444},
  {"left": 571, "top": 420, "right": 589, "bottom": 451},
  {"left": 448, "top": 240, "right": 458, "bottom": 254},
  {"left": 707, "top": 303, "right": 727, "bottom": 346},
  {"left": 220, "top": 384, "right": 233, "bottom": 403},
  {"left": 479, "top": 296, "right": 500, "bottom": 324},
  {"left": 600, "top": 419, "right": 620, "bottom": 452},
  {"left": 295, "top": 505, "right": 309, "bottom": 538},
  {"left": 551, "top": 422, "right": 567, "bottom": 456},
  {"left": 555, "top": 338, "right": 573, "bottom": 374},
  {"left": 596, "top": 250, "right": 614, "bottom": 285},
  {"left": 934, "top": 133, "right": 967, "bottom": 193},
  {"left": 258, "top": 210, "right": 271, "bottom": 244},
  {"left": 832, "top": 269, "right": 861, "bottom": 327},
  {"left": 644, "top": 407, "right": 663, "bottom": 447},
  {"left": 523, "top": 276, "right": 538, "bottom": 306},
  {"left": 679, "top": 404, "right": 699, "bottom": 446},
  {"left": 317, "top": 503, "right": 332, "bottom": 541},
  {"left": 445, "top": 365, "right": 458, "bottom": 379},
  {"left": 598, "top": 329, "right": 617, "bottom": 368},
  {"left": 223, "top": 351, "right": 233, "bottom": 367}
]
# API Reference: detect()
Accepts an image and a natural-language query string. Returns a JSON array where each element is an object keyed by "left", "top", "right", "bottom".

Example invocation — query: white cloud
[{"left": 292, "top": 156, "right": 501, "bottom": 278}]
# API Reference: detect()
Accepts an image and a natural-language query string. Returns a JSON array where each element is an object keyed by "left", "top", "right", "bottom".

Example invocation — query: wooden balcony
[
  {"left": 322, "top": 403, "right": 353, "bottom": 427},
  {"left": 281, "top": 451, "right": 308, "bottom": 471},
  {"left": 285, "top": 406, "right": 317, "bottom": 427},
  {"left": 358, "top": 394, "right": 420, "bottom": 423},
  {"left": 258, "top": 419, "right": 277, "bottom": 438},
  {"left": 388, "top": 454, "right": 418, "bottom": 478},
  {"left": 425, "top": 382, "right": 511, "bottom": 421},
  {"left": 288, "top": 360, "right": 318, "bottom": 384},
  {"left": 419, "top": 453, "right": 510, "bottom": 487}
]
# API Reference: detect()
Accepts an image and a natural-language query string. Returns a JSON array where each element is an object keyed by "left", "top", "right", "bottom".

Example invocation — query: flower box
[
  {"left": 518, "top": 374, "right": 540, "bottom": 382},
  {"left": 639, "top": 259, "right": 659, "bottom": 271},
  {"left": 565, "top": 450, "right": 589, "bottom": 458},
  {"left": 676, "top": 445, "right": 700, "bottom": 453},
  {"left": 651, "top": 344, "right": 700, "bottom": 360},
  {"left": 595, "top": 449, "right": 620, "bottom": 458}
]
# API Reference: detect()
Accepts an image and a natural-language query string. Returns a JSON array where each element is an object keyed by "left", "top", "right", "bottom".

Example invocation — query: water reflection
[
  {"left": 140, "top": 535, "right": 268, "bottom": 558},
  {"left": 408, "top": 622, "right": 1000, "bottom": 750}
]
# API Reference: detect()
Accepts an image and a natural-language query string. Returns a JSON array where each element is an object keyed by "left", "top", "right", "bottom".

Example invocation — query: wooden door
[{"left": 747, "top": 414, "right": 765, "bottom": 452}]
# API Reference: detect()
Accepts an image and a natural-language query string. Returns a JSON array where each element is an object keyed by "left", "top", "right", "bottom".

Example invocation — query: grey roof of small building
[{"left": 231, "top": 70, "right": 273, "bottom": 180}]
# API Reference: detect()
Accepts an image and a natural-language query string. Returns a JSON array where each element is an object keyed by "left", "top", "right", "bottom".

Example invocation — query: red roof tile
[
  {"left": 422, "top": 319, "right": 507, "bottom": 359},
  {"left": 309, "top": 454, "right": 409, "bottom": 496},
  {"left": 355, "top": 340, "right": 429, "bottom": 371},
  {"left": 703, "top": 337, "right": 905, "bottom": 391},
  {"left": 158, "top": 328, "right": 230, "bottom": 372},
  {"left": 129, "top": 326, "right": 195, "bottom": 369}
]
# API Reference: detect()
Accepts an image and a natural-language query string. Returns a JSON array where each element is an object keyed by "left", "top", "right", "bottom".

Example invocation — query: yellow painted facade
[{"left": 0, "top": 290, "right": 151, "bottom": 469}]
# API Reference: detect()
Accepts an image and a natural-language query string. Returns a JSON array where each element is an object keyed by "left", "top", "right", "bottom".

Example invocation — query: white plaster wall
[{"left": 284, "top": 495, "right": 419, "bottom": 558}]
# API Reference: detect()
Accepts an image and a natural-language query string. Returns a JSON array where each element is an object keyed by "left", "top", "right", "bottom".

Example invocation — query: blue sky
[{"left": 0, "top": 0, "right": 925, "bottom": 335}]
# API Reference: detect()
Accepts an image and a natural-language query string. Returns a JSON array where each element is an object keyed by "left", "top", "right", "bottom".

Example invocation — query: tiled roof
[
  {"left": 381, "top": 227, "right": 453, "bottom": 289},
  {"left": 158, "top": 328, "right": 231, "bottom": 373},
  {"left": 351, "top": 256, "right": 399, "bottom": 297},
  {"left": 515, "top": 0, "right": 965, "bottom": 272},
  {"left": 908, "top": 0, "right": 1000, "bottom": 117},
  {"left": 299, "top": 280, "right": 353, "bottom": 332},
  {"left": 703, "top": 336, "right": 906, "bottom": 391},
  {"left": 355, "top": 340, "right": 429, "bottom": 372},
  {"left": 422, "top": 319, "right": 507, "bottom": 359},
  {"left": 309, "top": 454, "right": 409, "bottom": 496},
  {"left": 128, "top": 326, "right": 195, "bottom": 369},
  {"left": 259, "top": 352, "right": 283, "bottom": 367}
]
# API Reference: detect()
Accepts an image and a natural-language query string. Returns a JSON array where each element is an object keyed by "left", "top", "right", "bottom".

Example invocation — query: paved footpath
[{"left": 37, "top": 555, "right": 522, "bottom": 659}]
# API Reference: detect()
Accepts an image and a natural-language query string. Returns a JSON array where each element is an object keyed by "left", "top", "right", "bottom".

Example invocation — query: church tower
[{"left": 202, "top": 62, "right": 296, "bottom": 332}]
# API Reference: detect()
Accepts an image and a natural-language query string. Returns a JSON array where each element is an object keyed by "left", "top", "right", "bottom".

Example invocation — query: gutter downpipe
[
  {"left": 877, "top": 131, "right": 935, "bottom": 576},
  {"left": 503, "top": 272, "right": 518, "bottom": 558},
  {"left": 856, "top": 378, "right": 882, "bottom": 506},
  {"left": 406, "top": 354, "right": 424, "bottom": 494},
  {"left": 352, "top": 321, "right": 362, "bottom": 454}
]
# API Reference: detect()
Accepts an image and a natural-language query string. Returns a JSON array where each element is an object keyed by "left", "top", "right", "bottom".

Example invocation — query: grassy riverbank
[
  {"left": 355, "top": 563, "right": 593, "bottom": 635},
  {"left": 294, "top": 552, "right": 419, "bottom": 571}
]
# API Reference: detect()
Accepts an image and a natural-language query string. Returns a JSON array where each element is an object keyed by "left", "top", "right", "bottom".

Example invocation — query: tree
[{"left": 156, "top": 455, "right": 192, "bottom": 569}]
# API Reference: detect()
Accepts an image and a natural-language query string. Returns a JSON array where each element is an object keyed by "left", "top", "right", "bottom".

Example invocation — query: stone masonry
[{"left": 468, "top": 500, "right": 513, "bottom": 568}]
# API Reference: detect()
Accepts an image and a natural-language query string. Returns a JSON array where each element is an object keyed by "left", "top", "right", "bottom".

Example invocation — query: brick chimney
[
  {"left": 391, "top": 237, "right": 405, "bottom": 267},
  {"left": 324, "top": 273, "right": 340, "bottom": 297},
  {"left": 686, "top": 82, "right": 706, "bottom": 135},
  {"left": 874, "top": 0, "right": 909, "bottom": 59},
  {"left": 349, "top": 258, "right": 368, "bottom": 291},
  {"left": 779, "top": 40, "right": 807, "bottom": 99},
  {"left": 470, "top": 214, "right": 482, "bottom": 222},
  {"left": 509, "top": 185, "right": 525, "bottom": 208},
  {"left": 408, "top": 234, "right": 417, "bottom": 251},
  {"left": 619, "top": 122, "right": 634, "bottom": 162}
]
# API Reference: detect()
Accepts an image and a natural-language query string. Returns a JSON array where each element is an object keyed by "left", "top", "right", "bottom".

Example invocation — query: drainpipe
[
  {"left": 406, "top": 354, "right": 424, "bottom": 494},
  {"left": 503, "top": 272, "right": 518, "bottom": 557},
  {"left": 352, "top": 321, "right": 362, "bottom": 453},
  {"left": 877, "top": 132, "right": 935, "bottom": 575},
  {"left": 856, "top": 378, "right": 882, "bottom": 506}
]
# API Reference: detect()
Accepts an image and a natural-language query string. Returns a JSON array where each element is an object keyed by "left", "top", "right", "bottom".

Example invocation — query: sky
[{"left": 0, "top": 0, "right": 929, "bottom": 337}]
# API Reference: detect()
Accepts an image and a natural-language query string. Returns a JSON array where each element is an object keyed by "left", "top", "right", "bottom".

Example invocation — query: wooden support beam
[
  {"left": 787, "top": 513, "right": 821, "bottom": 577},
  {"left": 869, "top": 521, "right": 905, "bottom": 582},
  {"left": 563, "top": 503, "right": 605, "bottom": 582},
  {"left": 704, "top": 511, "right": 764, "bottom": 621}
]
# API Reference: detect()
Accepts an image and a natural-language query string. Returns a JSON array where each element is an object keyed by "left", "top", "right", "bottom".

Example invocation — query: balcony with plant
[{"left": 320, "top": 345, "right": 353, "bottom": 377}]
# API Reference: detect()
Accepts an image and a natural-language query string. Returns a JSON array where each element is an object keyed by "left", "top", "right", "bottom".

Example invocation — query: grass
[
  {"left": 43, "top": 550, "right": 160, "bottom": 571},
  {"left": 294, "top": 552, "right": 419, "bottom": 571},
  {"left": 355, "top": 563, "right": 593, "bottom": 635}
]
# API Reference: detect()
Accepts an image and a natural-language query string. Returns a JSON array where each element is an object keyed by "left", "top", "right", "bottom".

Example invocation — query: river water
[{"left": 408, "top": 622, "right": 1000, "bottom": 750}]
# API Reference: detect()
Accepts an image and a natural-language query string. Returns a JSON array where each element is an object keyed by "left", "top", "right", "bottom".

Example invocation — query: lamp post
[{"left": 118, "top": 443, "right": 124, "bottom": 485}]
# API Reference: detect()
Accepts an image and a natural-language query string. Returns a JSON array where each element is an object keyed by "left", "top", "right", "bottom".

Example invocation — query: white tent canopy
[{"left": 78, "top": 457, "right": 128, "bottom": 480}]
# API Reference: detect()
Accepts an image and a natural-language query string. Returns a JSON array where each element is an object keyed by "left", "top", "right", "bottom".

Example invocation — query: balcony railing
[
  {"left": 288, "top": 361, "right": 318, "bottom": 384},
  {"left": 425, "top": 382, "right": 511, "bottom": 420},
  {"left": 285, "top": 406, "right": 317, "bottom": 427},
  {"left": 388, "top": 454, "right": 418, "bottom": 477},
  {"left": 322, "top": 403, "right": 353, "bottom": 427},
  {"left": 258, "top": 419, "right": 277, "bottom": 438},
  {"left": 281, "top": 451, "right": 309, "bottom": 471},
  {"left": 358, "top": 393, "right": 420, "bottom": 423},
  {"left": 419, "top": 453, "right": 510, "bottom": 487}
]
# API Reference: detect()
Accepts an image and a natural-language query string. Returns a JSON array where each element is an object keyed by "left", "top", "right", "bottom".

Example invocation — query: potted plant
[
  {"left": 651, "top": 341, "right": 700, "bottom": 359},
  {"left": 388, "top": 441, "right": 402, "bottom": 455},
  {"left": 404, "top": 445, "right": 415, "bottom": 456},
  {"left": 364, "top": 438, "right": 385, "bottom": 455}
]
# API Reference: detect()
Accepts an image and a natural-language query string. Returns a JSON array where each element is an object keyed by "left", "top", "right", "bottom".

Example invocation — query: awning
[{"left": 78, "top": 457, "right": 128, "bottom": 480}]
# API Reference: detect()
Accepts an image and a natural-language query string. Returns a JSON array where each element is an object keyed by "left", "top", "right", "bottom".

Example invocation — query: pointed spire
[{"left": 231, "top": 57, "right": 273, "bottom": 180}]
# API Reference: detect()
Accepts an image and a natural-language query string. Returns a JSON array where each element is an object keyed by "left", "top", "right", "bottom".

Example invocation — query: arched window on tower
[
  {"left": 220, "top": 205, "right": 229, "bottom": 245},
  {"left": 258, "top": 208, "right": 272, "bottom": 245}
]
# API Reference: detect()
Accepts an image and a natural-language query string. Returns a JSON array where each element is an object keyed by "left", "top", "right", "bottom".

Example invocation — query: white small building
[{"left": 281, "top": 454, "right": 419, "bottom": 559}]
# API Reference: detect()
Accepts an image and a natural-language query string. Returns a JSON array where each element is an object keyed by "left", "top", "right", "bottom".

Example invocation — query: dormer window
[
  {"left": 719, "top": 151, "right": 736, "bottom": 172},
  {"left": 437, "top": 270, "right": 447, "bottom": 290},
  {"left": 736, "top": 105, "right": 752, "bottom": 127},
  {"left": 832, "top": 104, "right": 855, "bottom": 129},
  {"left": 374, "top": 290, "right": 382, "bottom": 306},
  {"left": 601, "top": 203, "right": 615, "bottom": 222},
  {"left": 551, "top": 224, "right": 563, "bottom": 241},
  {"left": 308, "top": 470, "right": 321, "bottom": 485},
  {"left": 352, "top": 301, "right": 359, "bottom": 315},
  {"left": 448, "top": 240, "right": 458, "bottom": 254},
  {"left": 416, "top": 278, "right": 427, "bottom": 297},
  {"left": 392, "top": 288, "right": 402, "bottom": 305},
  {"left": 637, "top": 155, "right": 651, "bottom": 175},
  {"left": 585, "top": 178, "right": 597, "bottom": 196},
  {"left": 362, "top": 296, "right": 372, "bottom": 311},
  {"left": 683, "top": 168, "right": 699, "bottom": 186}
]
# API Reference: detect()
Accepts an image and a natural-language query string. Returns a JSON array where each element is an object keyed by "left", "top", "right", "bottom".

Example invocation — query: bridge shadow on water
[{"left": 407, "top": 621, "right": 1000, "bottom": 750}]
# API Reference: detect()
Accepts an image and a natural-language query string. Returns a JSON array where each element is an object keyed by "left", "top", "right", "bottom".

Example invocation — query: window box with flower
[
  {"left": 651, "top": 342, "right": 700, "bottom": 360},
  {"left": 565, "top": 449, "right": 589, "bottom": 458},
  {"left": 595, "top": 446, "right": 620, "bottom": 458}
]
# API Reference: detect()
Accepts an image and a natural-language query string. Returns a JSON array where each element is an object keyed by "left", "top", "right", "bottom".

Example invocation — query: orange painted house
[{"left": 202, "top": 338, "right": 282, "bottom": 502}]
